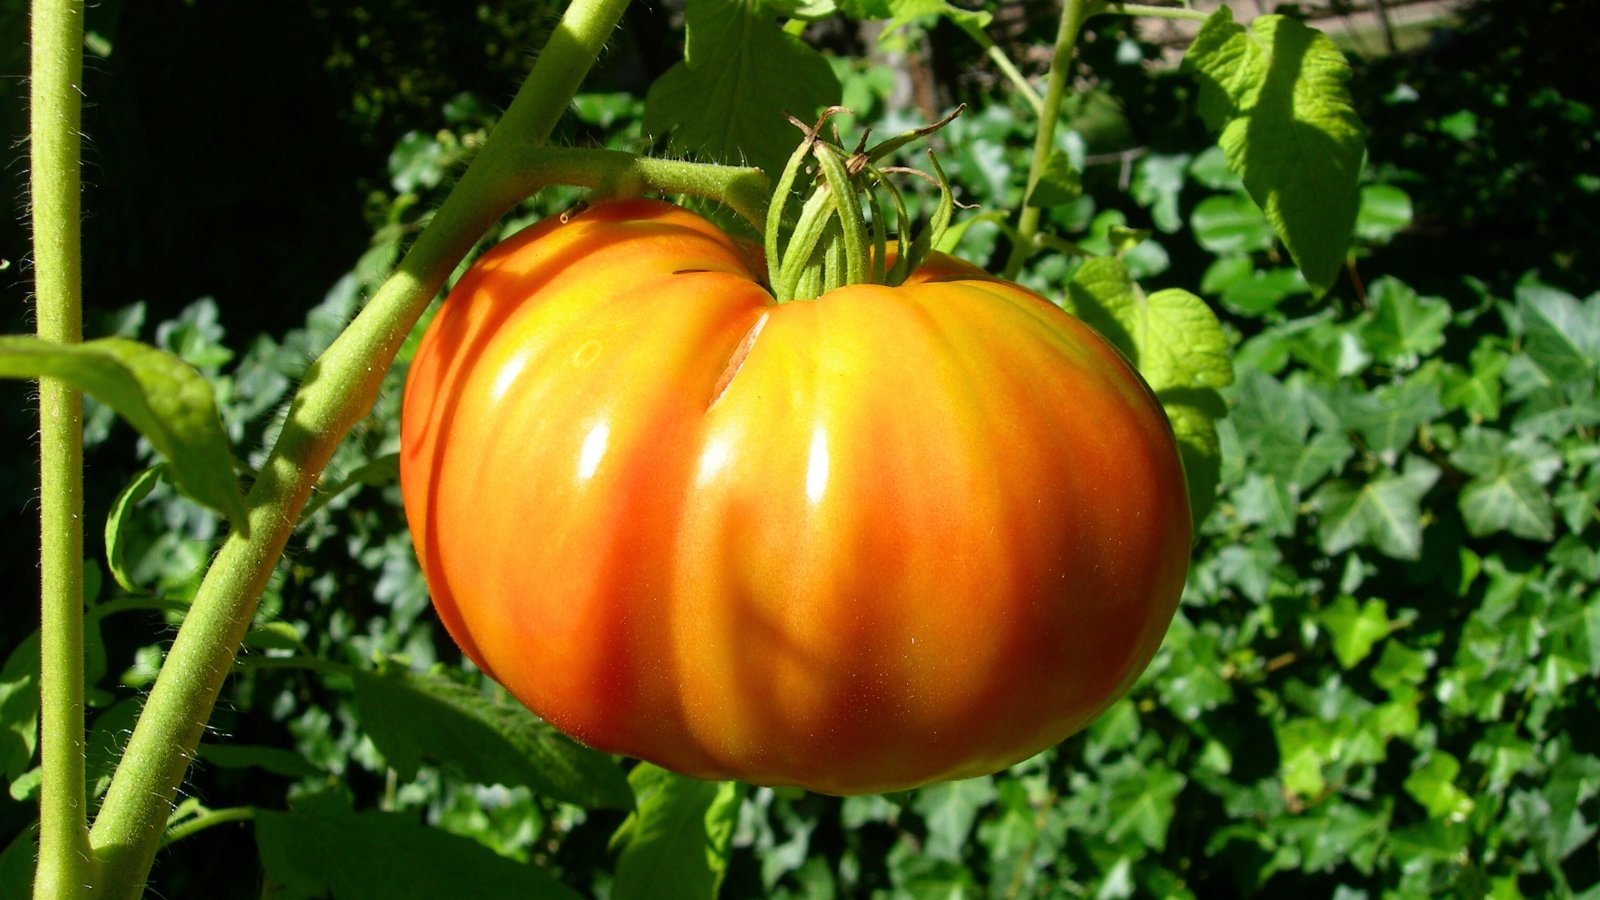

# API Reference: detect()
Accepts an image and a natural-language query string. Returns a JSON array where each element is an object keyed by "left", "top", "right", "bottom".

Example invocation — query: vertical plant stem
[
  {"left": 30, "top": 0, "right": 90, "bottom": 897},
  {"left": 83, "top": 0, "right": 632, "bottom": 896},
  {"left": 1003, "top": 0, "right": 1095, "bottom": 280}
]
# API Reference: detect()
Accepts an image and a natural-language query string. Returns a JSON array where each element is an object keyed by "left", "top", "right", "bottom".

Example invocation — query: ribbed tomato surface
[{"left": 400, "top": 199, "right": 1190, "bottom": 795}]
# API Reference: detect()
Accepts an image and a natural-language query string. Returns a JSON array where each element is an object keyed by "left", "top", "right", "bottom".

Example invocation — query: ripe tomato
[{"left": 400, "top": 199, "right": 1190, "bottom": 795}]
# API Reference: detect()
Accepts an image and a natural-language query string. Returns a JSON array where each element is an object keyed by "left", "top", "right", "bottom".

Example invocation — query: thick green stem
[
  {"left": 30, "top": 0, "right": 90, "bottom": 897},
  {"left": 1003, "top": 0, "right": 1094, "bottom": 281},
  {"left": 84, "top": 0, "right": 633, "bottom": 895}
]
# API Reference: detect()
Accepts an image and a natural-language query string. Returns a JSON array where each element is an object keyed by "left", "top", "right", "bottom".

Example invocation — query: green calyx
[{"left": 765, "top": 107, "right": 963, "bottom": 302}]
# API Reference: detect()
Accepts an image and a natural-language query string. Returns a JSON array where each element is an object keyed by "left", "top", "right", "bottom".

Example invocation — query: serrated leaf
[
  {"left": 1183, "top": 9, "right": 1365, "bottom": 295},
  {"left": 1065, "top": 258, "right": 1234, "bottom": 525},
  {"left": 256, "top": 807, "right": 582, "bottom": 900},
  {"left": 104, "top": 464, "right": 165, "bottom": 594},
  {"left": 1320, "top": 596, "right": 1391, "bottom": 669},
  {"left": 0, "top": 336, "right": 248, "bottom": 527},
  {"left": 644, "top": 0, "right": 840, "bottom": 180},
  {"left": 1313, "top": 456, "right": 1439, "bottom": 560},
  {"left": 611, "top": 764, "right": 743, "bottom": 900},
  {"left": 352, "top": 667, "right": 631, "bottom": 809}
]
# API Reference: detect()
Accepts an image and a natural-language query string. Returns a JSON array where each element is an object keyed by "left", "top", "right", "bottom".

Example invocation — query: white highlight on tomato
[
  {"left": 697, "top": 437, "right": 732, "bottom": 484},
  {"left": 490, "top": 353, "right": 529, "bottom": 402},
  {"left": 806, "top": 425, "right": 830, "bottom": 504},
  {"left": 577, "top": 422, "right": 610, "bottom": 482}
]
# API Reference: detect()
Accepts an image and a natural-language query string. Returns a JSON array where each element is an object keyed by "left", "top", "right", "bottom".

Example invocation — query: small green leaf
[
  {"left": 1451, "top": 428, "right": 1561, "bottom": 541},
  {"left": 1104, "top": 759, "right": 1186, "bottom": 850},
  {"left": 352, "top": 666, "right": 632, "bottom": 809},
  {"left": 1190, "top": 192, "right": 1275, "bottom": 256},
  {"left": 1313, "top": 456, "right": 1440, "bottom": 560},
  {"left": 257, "top": 807, "right": 583, "bottom": 900},
  {"left": 1354, "top": 183, "right": 1413, "bottom": 243},
  {"left": 0, "top": 633, "right": 40, "bottom": 786},
  {"left": 1184, "top": 9, "right": 1365, "bottom": 295},
  {"left": 0, "top": 336, "right": 248, "bottom": 527},
  {"left": 611, "top": 764, "right": 744, "bottom": 900},
  {"left": 1518, "top": 283, "right": 1600, "bottom": 385},
  {"left": 1359, "top": 277, "right": 1450, "bottom": 368},
  {"left": 644, "top": 0, "right": 841, "bottom": 180},
  {"left": 105, "top": 464, "right": 165, "bottom": 594},
  {"left": 913, "top": 777, "right": 998, "bottom": 862},
  {"left": 1404, "top": 752, "right": 1475, "bottom": 820},
  {"left": 1065, "top": 258, "right": 1235, "bottom": 525},
  {"left": 1025, "top": 149, "right": 1082, "bottom": 208},
  {"left": 1320, "top": 596, "right": 1392, "bottom": 669}
]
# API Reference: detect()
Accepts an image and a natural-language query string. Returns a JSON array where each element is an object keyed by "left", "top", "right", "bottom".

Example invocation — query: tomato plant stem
[
  {"left": 83, "top": 0, "right": 634, "bottom": 895},
  {"left": 1004, "top": 0, "right": 1093, "bottom": 281},
  {"left": 29, "top": 0, "right": 91, "bottom": 897}
]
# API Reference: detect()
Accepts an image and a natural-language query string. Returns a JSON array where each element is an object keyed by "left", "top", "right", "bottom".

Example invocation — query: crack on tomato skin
[{"left": 709, "top": 311, "right": 769, "bottom": 410}]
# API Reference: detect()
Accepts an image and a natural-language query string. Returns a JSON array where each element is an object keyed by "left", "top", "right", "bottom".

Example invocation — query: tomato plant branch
[
  {"left": 518, "top": 147, "right": 769, "bottom": 231},
  {"left": 159, "top": 806, "right": 257, "bottom": 847},
  {"left": 83, "top": 0, "right": 633, "bottom": 895},
  {"left": 1004, "top": 0, "right": 1093, "bottom": 281},
  {"left": 30, "top": 0, "right": 91, "bottom": 896}
]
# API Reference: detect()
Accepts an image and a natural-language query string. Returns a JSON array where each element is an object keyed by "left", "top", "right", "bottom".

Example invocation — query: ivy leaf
[
  {"left": 0, "top": 336, "right": 248, "bottom": 528},
  {"left": 1450, "top": 428, "right": 1561, "bottom": 541},
  {"left": 1359, "top": 277, "right": 1450, "bottom": 369},
  {"left": 1404, "top": 752, "right": 1475, "bottom": 820},
  {"left": 352, "top": 666, "right": 632, "bottom": 809},
  {"left": 610, "top": 764, "right": 744, "bottom": 900},
  {"left": 256, "top": 807, "right": 583, "bottom": 900},
  {"left": 644, "top": 0, "right": 841, "bottom": 180},
  {"left": 1065, "top": 258, "right": 1235, "bottom": 526},
  {"left": 1518, "top": 283, "right": 1600, "bottom": 385},
  {"left": 1320, "top": 596, "right": 1392, "bottom": 669},
  {"left": 1313, "top": 456, "right": 1440, "bottom": 561},
  {"left": 913, "top": 777, "right": 998, "bottom": 862},
  {"left": 1183, "top": 9, "right": 1365, "bottom": 296}
]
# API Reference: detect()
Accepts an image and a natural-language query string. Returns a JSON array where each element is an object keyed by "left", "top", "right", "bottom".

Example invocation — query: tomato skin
[{"left": 400, "top": 199, "right": 1190, "bottom": 795}]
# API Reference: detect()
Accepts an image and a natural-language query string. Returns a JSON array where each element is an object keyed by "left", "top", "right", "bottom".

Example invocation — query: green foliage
[
  {"left": 5, "top": 2, "right": 1596, "bottom": 898},
  {"left": 0, "top": 336, "right": 248, "bottom": 525},
  {"left": 644, "top": 0, "right": 841, "bottom": 180},
  {"left": 1185, "top": 9, "right": 1365, "bottom": 296}
]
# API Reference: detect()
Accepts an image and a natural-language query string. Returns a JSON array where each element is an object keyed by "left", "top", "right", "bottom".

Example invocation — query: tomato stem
[
  {"left": 766, "top": 109, "right": 963, "bottom": 301},
  {"left": 30, "top": 0, "right": 92, "bottom": 895}
]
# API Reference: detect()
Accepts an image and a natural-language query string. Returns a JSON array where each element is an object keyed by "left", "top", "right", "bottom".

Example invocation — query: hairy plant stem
[
  {"left": 30, "top": 0, "right": 90, "bottom": 897},
  {"left": 1004, "top": 0, "right": 1093, "bottom": 281},
  {"left": 82, "top": 0, "right": 642, "bottom": 895}
]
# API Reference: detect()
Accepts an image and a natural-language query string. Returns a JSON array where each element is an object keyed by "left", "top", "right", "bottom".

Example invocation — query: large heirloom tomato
[{"left": 400, "top": 199, "right": 1190, "bottom": 795}]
